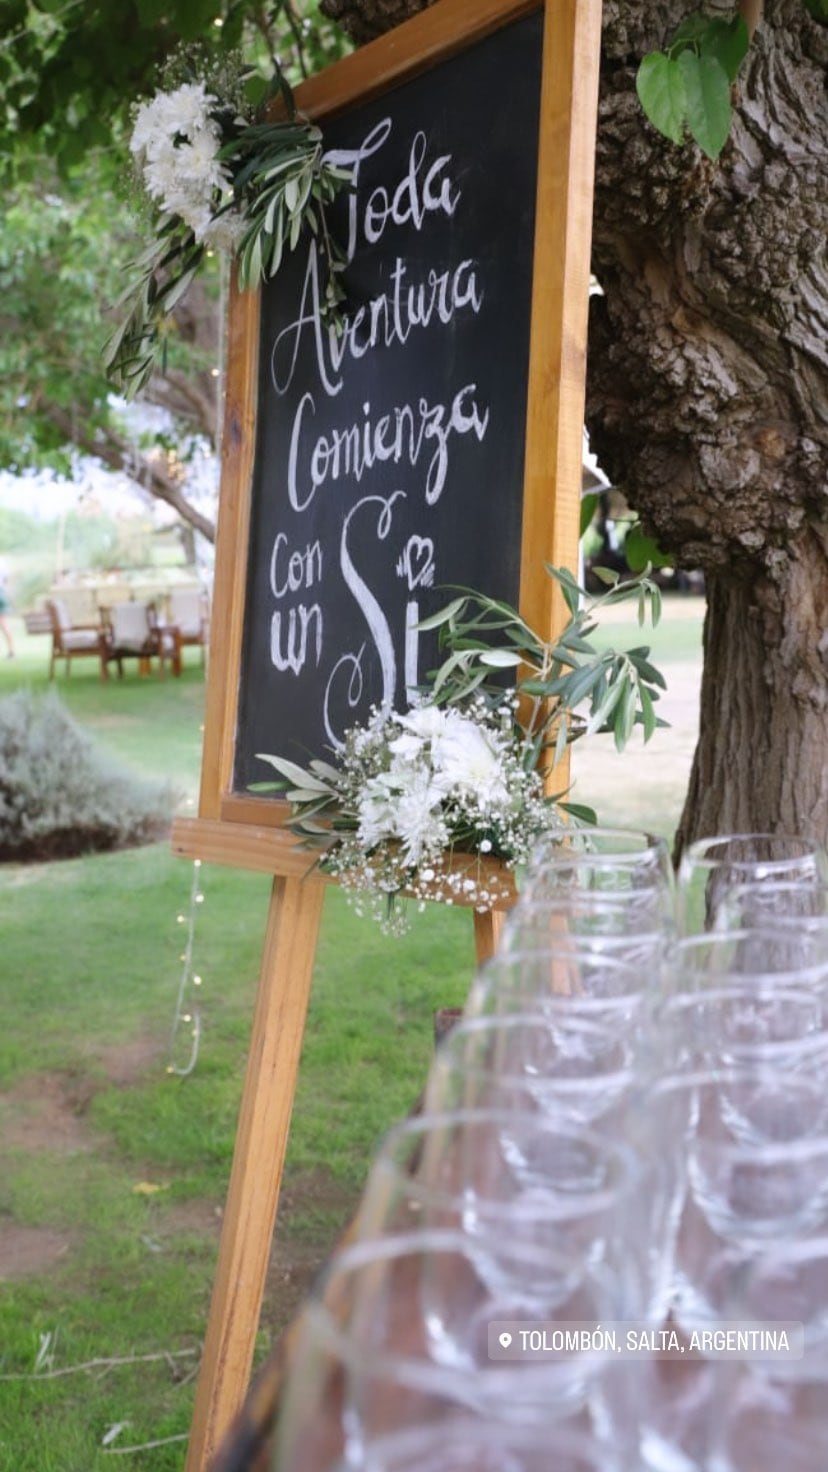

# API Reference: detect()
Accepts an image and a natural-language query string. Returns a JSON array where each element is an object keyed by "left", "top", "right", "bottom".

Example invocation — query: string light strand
[{"left": 168, "top": 860, "right": 205, "bottom": 1078}]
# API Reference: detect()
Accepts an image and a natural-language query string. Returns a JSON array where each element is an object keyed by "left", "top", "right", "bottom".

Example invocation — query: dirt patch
[
  {"left": 0, "top": 1223, "right": 73, "bottom": 1280},
  {"left": 0, "top": 1071, "right": 99, "bottom": 1153},
  {"left": 0, "top": 1037, "right": 164, "bottom": 1156},
  {"left": 94, "top": 1036, "right": 166, "bottom": 1089},
  {"left": 156, "top": 1198, "right": 225, "bottom": 1237}
]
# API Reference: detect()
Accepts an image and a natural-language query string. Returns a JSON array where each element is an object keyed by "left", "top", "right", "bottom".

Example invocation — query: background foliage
[{"left": 0, "top": 1, "right": 349, "bottom": 540}]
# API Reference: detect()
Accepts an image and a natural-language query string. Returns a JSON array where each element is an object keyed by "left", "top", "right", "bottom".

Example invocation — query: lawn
[{"left": 0, "top": 601, "right": 702, "bottom": 1467}]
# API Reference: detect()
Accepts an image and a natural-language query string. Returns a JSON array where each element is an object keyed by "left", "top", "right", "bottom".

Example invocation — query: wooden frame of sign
[{"left": 172, "top": 0, "right": 602, "bottom": 1464}]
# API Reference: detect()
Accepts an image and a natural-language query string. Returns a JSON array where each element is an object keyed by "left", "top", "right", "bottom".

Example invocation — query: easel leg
[
  {"left": 184, "top": 873, "right": 325, "bottom": 1472},
  {"left": 473, "top": 908, "right": 506, "bottom": 966}
]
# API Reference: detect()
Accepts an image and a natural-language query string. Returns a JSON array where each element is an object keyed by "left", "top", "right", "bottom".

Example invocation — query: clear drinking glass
[
  {"left": 708, "top": 1231, "right": 828, "bottom": 1470},
  {"left": 322, "top": 1417, "right": 638, "bottom": 1472},
  {"left": 424, "top": 1011, "right": 637, "bottom": 1126},
  {"left": 676, "top": 832, "right": 828, "bottom": 934},
  {"left": 466, "top": 945, "right": 660, "bottom": 1034},
  {"left": 713, "top": 877, "right": 828, "bottom": 930},
  {"left": 631, "top": 1067, "right": 828, "bottom": 1336},
  {"left": 653, "top": 985, "right": 828, "bottom": 1076},
  {"left": 524, "top": 825, "right": 674, "bottom": 904},
  {"left": 663, "top": 928, "right": 828, "bottom": 993},
  {"left": 354, "top": 1109, "right": 650, "bottom": 1320},
  {"left": 271, "top": 1229, "right": 629, "bottom": 1472},
  {"left": 501, "top": 890, "right": 673, "bottom": 959}
]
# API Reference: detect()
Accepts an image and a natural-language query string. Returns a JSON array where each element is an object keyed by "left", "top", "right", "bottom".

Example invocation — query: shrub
[{"left": 0, "top": 689, "right": 179, "bottom": 861}]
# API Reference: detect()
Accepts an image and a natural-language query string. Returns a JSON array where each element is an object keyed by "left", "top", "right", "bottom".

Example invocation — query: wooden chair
[
  {"left": 167, "top": 587, "right": 210, "bottom": 667},
  {"left": 102, "top": 602, "right": 181, "bottom": 679},
  {"left": 46, "top": 598, "right": 107, "bottom": 680}
]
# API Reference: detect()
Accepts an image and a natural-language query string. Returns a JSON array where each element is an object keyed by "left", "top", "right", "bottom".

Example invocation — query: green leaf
[
  {"left": 636, "top": 52, "right": 688, "bottom": 145},
  {"left": 671, "top": 12, "right": 715, "bottom": 47},
  {"left": 586, "top": 678, "right": 625, "bottom": 736},
  {"left": 639, "top": 683, "right": 658, "bottom": 742},
  {"left": 478, "top": 649, "right": 523, "bottom": 668},
  {"left": 624, "top": 525, "right": 673, "bottom": 573},
  {"left": 558, "top": 801, "right": 597, "bottom": 826},
  {"left": 416, "top": 598, "right": 468, "bottom": 631},
  {"left": 678, "top": 50, "right": 732, "bottom": 160},
  {"left": 589, "top": 565, "right": 621, "bottom": 588},
  {"left": 614, "top": 680, "right": 638, "bottom": 753},
  {"left": 628, "top": 651, "right": 667, "bottom": 690},
  {"left": 554, "top": 712, "right": 569, "bottom": 767},
  {"left": 802, "top": 0, "right": 828, "bottom": 21},
  {"left": 255, "top": 754, "right": 331, "bottom": 793},
  {"left": 699, "top": 16, "right": 750, "bottom": 82},
  {"left": 579, "top": 492, "right": 600, "bottom": 538}
]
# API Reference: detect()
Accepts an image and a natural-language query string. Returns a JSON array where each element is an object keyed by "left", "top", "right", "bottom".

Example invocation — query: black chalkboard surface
[{"left": 234, "top": 10, "right": 543, "bottom": 789}]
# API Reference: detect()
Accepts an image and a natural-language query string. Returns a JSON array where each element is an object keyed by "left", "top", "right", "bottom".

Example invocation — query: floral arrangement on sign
[
  {"left": 252, "top": 565, "right": 667, "bottom": 933},
  {"left": 105, "top": 56, "right": 351, "bottom": 396}
]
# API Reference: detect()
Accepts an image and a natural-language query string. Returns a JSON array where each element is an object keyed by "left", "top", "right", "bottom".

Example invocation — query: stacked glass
[{"left": 272, "top": 828, "right": 828, "bottom": 1472}]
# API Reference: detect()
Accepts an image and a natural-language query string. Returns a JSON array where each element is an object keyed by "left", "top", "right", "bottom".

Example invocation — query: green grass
[
  {"left": 0, "top": 624, "right": 479, "bottom": 1468},
  {"left": 0, "top": 608, "right": 701, "bottom": 1467}
]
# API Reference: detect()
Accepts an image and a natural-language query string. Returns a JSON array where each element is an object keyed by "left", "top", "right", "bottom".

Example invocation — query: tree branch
[
  {"left": 44, "top": 404, "right": 216, "bottom": 544},
  {"left": 147, "top": 369, "right": 218, "bottom": 439}
]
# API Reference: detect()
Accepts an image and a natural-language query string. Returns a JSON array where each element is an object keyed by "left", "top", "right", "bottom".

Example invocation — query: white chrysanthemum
[
  {"left": 393, "top": 768, "right": 447, "bottom": 866},
  {"left": 435, "top": 711, "right": 510, "bottom": 805},
  {"left": 130, "top": 95, "right": 172, "bottom": 160},
  {"left": 357, "top": 773, "right": 400, "bottom": 850},
  {"left": 131, "top": 84, "right": 214, "bottom": 163},
  {"left": 396, "top": 704, "right": 449, "bottom": 741},
  {"left": 389, "top": 703, "right": 448, "bottom": 762},
  {"left": 176, "top": 128, "right": 227, "bottom": 189},
  {"left": 169, "top": 82, "right": 218, "bottom": 139}
]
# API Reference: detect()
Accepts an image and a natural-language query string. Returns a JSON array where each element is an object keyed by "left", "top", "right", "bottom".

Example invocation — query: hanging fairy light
[{"left": 168, "top": 860, "right": 205, "bottom": 1077}]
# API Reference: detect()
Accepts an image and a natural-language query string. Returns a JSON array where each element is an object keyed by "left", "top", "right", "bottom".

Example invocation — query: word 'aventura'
[{"left": 271, "top": 253, "right": 483, "bottom": 399}]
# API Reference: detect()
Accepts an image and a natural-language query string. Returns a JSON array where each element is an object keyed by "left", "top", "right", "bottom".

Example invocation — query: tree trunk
[
  {"left": 320, "top": 0, "right": 828, "bottom": 855},
  {"left": 675, "top": 529, "right": 828, "bottom": 854},
  {"left": 589, "top": 0, "right": 828, "bottom": 856}
]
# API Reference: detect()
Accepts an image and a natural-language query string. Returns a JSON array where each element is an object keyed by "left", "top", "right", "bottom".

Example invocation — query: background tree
[
  {"left": 0, "top": 174, "right": 219, "bottom": 541},
  {"left": 0, "top": 0, "right": 348, "bottom": 544},
  {"left": 316, "top": 0, "right": 828, "bottom": 855}
]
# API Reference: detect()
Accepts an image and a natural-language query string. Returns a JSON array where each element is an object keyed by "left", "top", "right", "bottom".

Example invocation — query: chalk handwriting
[
  {"left": 324, "top": 119, "right": 461, "bottom": 263},
  {"left": 287, "top": 386, "right": 489, "bottom": 513},
  {"left": 271, "top": 251, "right": 483, "bottom": 399},
  {"left": 396, "top": 535, "right": 435, "bottom": 590}
]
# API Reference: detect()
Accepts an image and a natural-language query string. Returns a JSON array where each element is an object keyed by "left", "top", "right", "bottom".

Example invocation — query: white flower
[
  {"left": 357, "top": 772, "right": 400, "bottom": 850},
  {"left": 169, "top": 82, "right": 219, "bottom": 139},
  {"left": 393, "top": 768, "right": 447, "bottom": 866},
  {"left": 130, "top": 83, "right": 232, "bottom": 241},
  {"left": 131, "top": 83, "right": 218, "bottom": 163},
  {"left": 435, "top": 712, "right": 510, "bottom": 805},
  {"left": 388, "top": 703, "right": 448, "bottom": 762}
]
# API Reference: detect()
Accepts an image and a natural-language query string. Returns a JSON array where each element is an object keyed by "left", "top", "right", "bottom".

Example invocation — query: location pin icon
[{"left": 498, "top": 1331, "right": 512, "bottom": 1348}]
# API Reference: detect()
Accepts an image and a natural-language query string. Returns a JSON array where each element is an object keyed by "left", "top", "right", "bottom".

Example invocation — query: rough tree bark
[
  {"left": 321, "top": 0, "right": 828, "bottom": 854},
  {"left": 591, "top": 0, "right": 828, "bottom": 854}
]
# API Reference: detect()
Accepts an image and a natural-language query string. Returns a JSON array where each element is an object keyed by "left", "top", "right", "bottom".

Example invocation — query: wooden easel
[{"left": 171, "top": 0, "right": 603, "bottom": 1464}]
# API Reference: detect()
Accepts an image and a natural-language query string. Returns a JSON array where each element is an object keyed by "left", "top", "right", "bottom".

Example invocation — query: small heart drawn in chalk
[{"left": 401, "top": 535, "right": 435, "bottom": 590}]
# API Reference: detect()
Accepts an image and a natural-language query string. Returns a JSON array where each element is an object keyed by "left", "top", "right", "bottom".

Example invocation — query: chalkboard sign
[
  {"left": 233, "top": 10, "right": 543, "bottom": 788},
  {"left": 174, "top": 6, "right": 603, "bottom": 1460}
]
